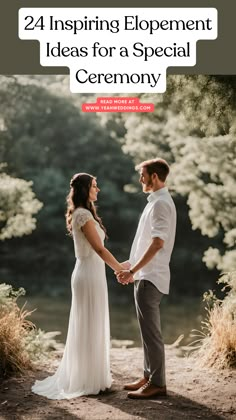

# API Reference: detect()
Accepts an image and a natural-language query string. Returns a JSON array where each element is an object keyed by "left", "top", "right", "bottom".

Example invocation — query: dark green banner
[{"left": 0, "top": 1, "right": 236, "bottom": 74}]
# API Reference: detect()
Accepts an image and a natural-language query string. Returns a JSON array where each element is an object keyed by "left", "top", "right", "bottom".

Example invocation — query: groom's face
[{"left": 139, "top": 167, "right": 153, "bottom": 193}]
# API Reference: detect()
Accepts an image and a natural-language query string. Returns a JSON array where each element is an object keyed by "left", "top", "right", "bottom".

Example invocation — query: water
[{"left": 19, "top": 295, "right": 205, "bottom": 347}]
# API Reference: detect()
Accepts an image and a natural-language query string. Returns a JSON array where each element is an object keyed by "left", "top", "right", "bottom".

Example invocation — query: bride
[{"left": 32, "top": 172, "right": 124, "bottom": 399}]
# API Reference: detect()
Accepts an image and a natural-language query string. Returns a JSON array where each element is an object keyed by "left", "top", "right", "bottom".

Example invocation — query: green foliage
[
  {"left": 0, "top": 75, "right": 140, "bottom": 294},
  {"left": 1, "top": 74, "right": 232, "bottom": 297},
  {"left": 0, "top": 172, "right": 42, "bottom": 240},
  {"left": 24, "top": 328, "right": 63, "bottom": 363},
  {"left": 0, "top": 283, "right": 25, "bottom": 308},
  {"left": 113, "top": 75, "right": 236, "bottom": 272}
]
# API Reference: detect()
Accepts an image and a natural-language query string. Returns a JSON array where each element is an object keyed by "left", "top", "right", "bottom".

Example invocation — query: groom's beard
[
  {"left": 143, "top": 178, "right": 153, "bottom": 192},
  {"left": 146, "top": 176, "right": 153, "bottom": 189}
]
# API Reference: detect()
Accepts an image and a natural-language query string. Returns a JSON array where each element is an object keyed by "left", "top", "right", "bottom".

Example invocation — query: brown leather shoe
[
  {"left": 123, "top": 377, "right": 149, "bottom": 391},
  {"left": 127, "top": 382, "right": 167, "bottom": 399}
]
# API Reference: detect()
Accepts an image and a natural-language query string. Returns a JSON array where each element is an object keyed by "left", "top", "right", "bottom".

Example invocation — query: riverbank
[{"left": 0, "top": 346, "right": 235, "bottom": 419}]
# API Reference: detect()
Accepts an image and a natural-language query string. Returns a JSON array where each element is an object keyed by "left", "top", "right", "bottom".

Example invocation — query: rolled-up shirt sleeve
[{"left": 151, "top": 200, "right": 171, "bottom": 242}]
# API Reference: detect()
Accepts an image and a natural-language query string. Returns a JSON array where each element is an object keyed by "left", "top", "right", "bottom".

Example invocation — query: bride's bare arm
[{"left": 82, "top": 220, "right": 123, "bottom": 272}]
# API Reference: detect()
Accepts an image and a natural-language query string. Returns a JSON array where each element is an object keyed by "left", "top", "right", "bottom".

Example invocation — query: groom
[{"left": 117, "top": 158, "right": 176, "bottom": 399}]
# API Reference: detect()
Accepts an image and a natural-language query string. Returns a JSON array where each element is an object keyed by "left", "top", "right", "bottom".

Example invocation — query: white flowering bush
[
  {"left": 171, "top": 135, "right": 236, "bottom": 272},
  {"left": 0, "top": 172, "right": 42, "bottom": 240}
]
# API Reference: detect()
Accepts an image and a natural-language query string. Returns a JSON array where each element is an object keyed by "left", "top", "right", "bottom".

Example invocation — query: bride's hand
[
  {"left": 121, "top": 261, "right": 131, "bottom": 270},
  {"left": 116, "top": 263, "right": 125, "bottom": 272},
  {"left": 114, "top": 263, "right": 126, "bottom": 275}
]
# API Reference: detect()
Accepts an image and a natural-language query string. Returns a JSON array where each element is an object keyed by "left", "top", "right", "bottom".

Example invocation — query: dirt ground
[{"left": 0, "top": 346, "right": 235, "bottom": 420}]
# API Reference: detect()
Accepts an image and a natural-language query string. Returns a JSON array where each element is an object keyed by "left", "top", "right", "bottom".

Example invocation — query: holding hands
[{"left": 115, "top": 261, "right": 134, "bottom": 286}]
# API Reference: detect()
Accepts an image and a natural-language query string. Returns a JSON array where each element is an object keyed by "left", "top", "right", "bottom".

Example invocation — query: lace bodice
[{"left": 72, "top": 207, "right": 105, "bottom": 259}]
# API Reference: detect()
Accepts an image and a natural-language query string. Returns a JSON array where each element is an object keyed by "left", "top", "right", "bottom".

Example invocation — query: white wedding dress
[{"left": 32, "top": 207, "right": 112, "bottom": 399}]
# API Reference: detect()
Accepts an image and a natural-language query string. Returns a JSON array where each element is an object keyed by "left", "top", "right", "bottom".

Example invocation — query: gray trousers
[{"left": 134, "top": 279, "right": 166, "bottom": 387}]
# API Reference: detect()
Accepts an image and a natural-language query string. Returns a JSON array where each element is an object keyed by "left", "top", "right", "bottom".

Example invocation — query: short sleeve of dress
[{"left": 73, "top": 208, "right": 93, "bottom": 229}]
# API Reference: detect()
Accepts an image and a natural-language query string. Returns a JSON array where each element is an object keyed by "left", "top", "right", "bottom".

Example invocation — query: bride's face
[{"left": 89, "top": 178, "right": 100, "bottom": 202}]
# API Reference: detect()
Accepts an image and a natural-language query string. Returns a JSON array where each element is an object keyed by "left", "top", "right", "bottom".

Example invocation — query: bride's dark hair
[{"left": 66, "top": 172, "right": 106, "bottom": 236}]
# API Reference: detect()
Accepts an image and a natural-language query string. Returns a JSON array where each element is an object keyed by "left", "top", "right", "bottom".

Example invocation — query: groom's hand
[{"left": 121, "top": 261, "right": 131, "bottom": 270}]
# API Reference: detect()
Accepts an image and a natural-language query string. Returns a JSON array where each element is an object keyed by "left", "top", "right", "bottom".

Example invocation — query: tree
[
  {"left": 0, "top": 75, "right": 139, "bottom": 295},
  {"left": 106, "top": 76, "right": 236, "bottom": 273}
]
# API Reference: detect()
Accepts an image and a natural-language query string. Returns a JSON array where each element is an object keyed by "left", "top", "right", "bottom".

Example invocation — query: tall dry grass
[
  {"left": 194, "top": 272, "right": 236, "bottom": 369},
  {"left": 0, "top": 303, "right": 33, "bottom": 377},
  {"left": 0, "top": 283, "right": 62, "bottom": 378}
]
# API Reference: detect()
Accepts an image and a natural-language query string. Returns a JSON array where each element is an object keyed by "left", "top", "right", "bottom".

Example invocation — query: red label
[{"left": 82, "top": 97, "right": 154, "bottom": 113}]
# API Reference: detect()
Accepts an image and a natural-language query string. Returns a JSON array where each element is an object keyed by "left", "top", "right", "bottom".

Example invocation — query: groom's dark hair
[{"left": 136, "top": 158, "right": 170, "bottom": 182}]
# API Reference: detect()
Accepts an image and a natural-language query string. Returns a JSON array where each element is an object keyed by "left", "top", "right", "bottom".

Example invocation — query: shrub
[
  {"left": 0, "top": 283, "right": 61, "bottom": 378},
  {"left": 194, "top": 272, "right": 236, "bottom": 369}
]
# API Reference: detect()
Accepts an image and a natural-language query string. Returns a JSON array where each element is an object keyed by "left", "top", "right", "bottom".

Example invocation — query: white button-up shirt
[{"left": 129, "top": 187, "right": 176, "bottom": 294}]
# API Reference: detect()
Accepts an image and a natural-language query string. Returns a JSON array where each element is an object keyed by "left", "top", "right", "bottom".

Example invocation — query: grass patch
[
  {"left": 0, "top": 283, "right": 61, "bottom": 378},
  {"left": 193, "top": 272, "right": 236, "bottom": 369}
]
